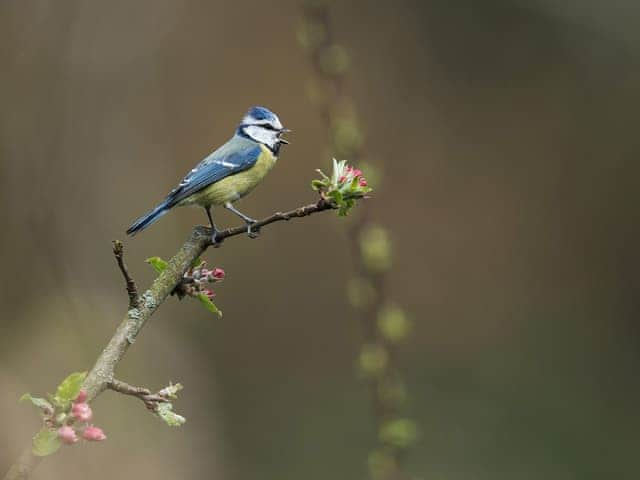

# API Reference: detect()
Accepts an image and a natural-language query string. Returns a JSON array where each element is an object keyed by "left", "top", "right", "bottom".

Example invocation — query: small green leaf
[
  {"left": 315, "top": 168, "right": 330, "bottom": 181},
  {"left": 337, "top": 198, "right": 355, "bottom": 216},
  {"left": 343, "top": 186, "right": 370, "bottom": 201},
  {"left": 328, "top": 189, "right": 344, "bottom": 205},
  {"left": 156, "top": 403, "right": 186, "bottom": 427},
  {"left": 32, "top": 428, "right": 61, "bottom": 456},
  {"left": 146, "top": 256, "right": 168, "bottom": 273},
  {"left": 196, "top": 293, "right": 222, "bottom": 318},
  {"left": 158, "top": 382, "right": 183, "bottom": 399},
  {"left": 55, "top": 371, "right": 87, "bottom": 403},
  {"left": 20, "top": 394, "right": 53, "bottom": 413},
  {"left": 311, "top": 179, "right": 326, "bottom": 191}
]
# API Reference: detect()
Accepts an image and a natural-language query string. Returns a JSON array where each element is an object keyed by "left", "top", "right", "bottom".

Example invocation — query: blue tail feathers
[{"left": 126, "top": 201, "right": 170, "bottom": 236}]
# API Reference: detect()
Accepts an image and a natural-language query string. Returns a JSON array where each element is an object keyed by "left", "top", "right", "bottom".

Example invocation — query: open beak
[{"left": 278, "top": 128, "right": 291, "bottom": 144}]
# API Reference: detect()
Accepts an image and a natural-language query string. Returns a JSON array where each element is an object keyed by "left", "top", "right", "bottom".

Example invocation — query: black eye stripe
[{"left": 255, "top": 123, "right": 278, "bottom": 131}]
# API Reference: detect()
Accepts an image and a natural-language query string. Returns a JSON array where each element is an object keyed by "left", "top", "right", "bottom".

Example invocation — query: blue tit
[{"left": 126, "top": 106, "right": 290, "bottom": 244}]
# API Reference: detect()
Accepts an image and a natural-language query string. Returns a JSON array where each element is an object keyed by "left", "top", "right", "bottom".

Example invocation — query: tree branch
[
  {"left": 2, "top": 450, "right": 42, "bottom": 480},
  {"left": 3, "top": 196, "right": 341, "bottom": 480}
]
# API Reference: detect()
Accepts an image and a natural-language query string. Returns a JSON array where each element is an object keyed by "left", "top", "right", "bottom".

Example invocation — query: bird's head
[{"left": 238, "top": 106, "right": 290, "bottom": 152}]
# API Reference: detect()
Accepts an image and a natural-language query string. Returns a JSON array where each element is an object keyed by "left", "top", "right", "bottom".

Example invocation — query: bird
[{"left": 126, "top": 106, "right": 290, "bottom": 244}]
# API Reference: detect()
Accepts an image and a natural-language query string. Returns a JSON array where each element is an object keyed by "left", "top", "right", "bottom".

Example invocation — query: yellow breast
[{"left": 185, "top": 145, "right": 277, "bottom": 207}]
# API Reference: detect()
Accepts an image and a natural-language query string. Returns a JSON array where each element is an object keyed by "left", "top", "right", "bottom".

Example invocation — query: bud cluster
[
  {"left": 312, "top": 159, "right": 372, "bottom": 216},
  {"left": 181, "top": 261, "right": 225, "bottom": 300},
  {"left": 339, "top": 165, "right": 368, "bottom": 187},
  {"left": 57, "top": 390, "right": 106, "bottom": 445}
]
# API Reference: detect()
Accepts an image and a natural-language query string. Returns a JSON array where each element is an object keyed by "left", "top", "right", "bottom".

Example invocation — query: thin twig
[
  {"left": 212, "top": 197, "right": 334, "bottom": 243},
  {"left": 108, "top": 379, "right": 174, "bottom": 412},
  {"left": 112, "top": 240, "right": 139, "bottom": 309},
  {"left": 108, "top": 378, "right": 151, "bottom": 397}
]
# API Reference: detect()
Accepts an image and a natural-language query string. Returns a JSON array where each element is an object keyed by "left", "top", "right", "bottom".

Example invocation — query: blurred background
[{"left": 2, "top": 0, "right": 640, "bottom": 478}]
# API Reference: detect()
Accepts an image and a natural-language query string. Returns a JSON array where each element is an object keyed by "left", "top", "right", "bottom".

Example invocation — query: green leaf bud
[
  {"left": 377, "top": 304, "right": 411, "bottom": 343},
  {"left": 156, "top": 403, "right": 186, "bottom": 427},
  {"left": 358, "top": 343, "right": 388, "bottom": 377},
  {"left": 379, "top": 418, "right": 419, "bottom": 449},
  {"left": 319, "top": 44, "right": 350, "bottom": 76},
  {"left": 360, "top": 225, "right": 392, "bottom": 273}
]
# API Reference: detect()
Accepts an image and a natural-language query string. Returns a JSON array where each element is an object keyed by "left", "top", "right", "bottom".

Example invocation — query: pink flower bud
[
  {"left": 58, "top": 425, "right": 78, "bottom": 444},
  {"left": 82, "top": 425, "right": 106, "bottom": 442},
  {"left": 75, "top": 390, "right": 88, "bottom": 404},
  {"left": 212, "top": 268, "right": 225, "bottom": 280},
  {"left": 359, "top": 177, "right": 368, "bottom": 187},
  {"left": 202, "top": 289, "right": 216, "bottom": 299},
  {"left": 338, "top": 175, "right": 346, "bottom": 183},
  {"left": 71, "top": 402, "right": 93, "bottom": 422},
  {"left": 352, "top": 169, "right": 363, "bottom": 178}
]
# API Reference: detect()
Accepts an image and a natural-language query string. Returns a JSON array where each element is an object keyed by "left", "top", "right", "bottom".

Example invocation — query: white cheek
[{"left": 244, "top": 126, "right": 278, "bottom": 148}]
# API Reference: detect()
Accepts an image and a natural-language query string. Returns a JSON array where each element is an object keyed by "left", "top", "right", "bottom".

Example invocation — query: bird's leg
[
  {"left": 205, "top": 206, "right": 223, "bottom": 246},
  {"left": 224, "top": 202, "right": 256, "bottom": 224},
  {"left": 224, "top": 202, "right": 260, "bottom": 238}
]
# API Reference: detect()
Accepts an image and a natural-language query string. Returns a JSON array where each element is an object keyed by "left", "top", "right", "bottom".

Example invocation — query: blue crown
[{"left": 243, "top": 106, "right": 276, "bottom": 123}]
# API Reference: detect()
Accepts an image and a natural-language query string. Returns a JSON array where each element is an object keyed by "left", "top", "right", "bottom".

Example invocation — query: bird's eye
[{"left": 258, "top": 123, "right": 277, "bottom": 131}]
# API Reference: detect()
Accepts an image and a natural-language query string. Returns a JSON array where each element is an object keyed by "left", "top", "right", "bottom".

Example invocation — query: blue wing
[
  {"left": 126, "top": 139, "right": 261, "bottom": 236},
  {"left": 165, "top": 141, "right": 262, "bottom": 207}
]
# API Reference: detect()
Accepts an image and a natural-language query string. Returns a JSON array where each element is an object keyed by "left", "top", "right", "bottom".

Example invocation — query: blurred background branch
[{"left": 298, "top": 3, "right": 417, "bottom": 479}]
